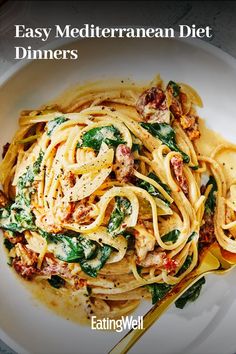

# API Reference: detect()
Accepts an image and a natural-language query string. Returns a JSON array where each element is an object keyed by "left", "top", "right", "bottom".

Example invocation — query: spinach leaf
[
  {"left": 15, "top": 169, "right": 34, "bottom": 209},
  {"left": 162, "top": 229, "right": 180, "bottom": 243},
  {"left": 132, "top": 143, "right": 141, "bottom": 153},
  {"left": 122, "top": 231, "right": 135, "bottom": 249},
  {"left": 136, "top": 172, "right": 171, "bottom": 205},
  {"left": 42, "top": 232, "right": 96, "bottom": 262},
  {"left": 146, "top": 283, "right": 172, "bottom": 305},
  {"left": 176, "top": 255, "right": 193, "bottom": 277},
  {"left": 175, "top": 277, "right": 206, "bottom": 309},
  {"left": 48, "top": 275, "right": 65, "bottom": 289},
  {"left": 136, "top": 179, "right": 159, "bottom": 197},
  {"left": 187, "top": 232, "right": 197, "bottom": 243},
  {"left": 80, "top": 244, "right": 112, "bottom": 278},
  {"left": 131, "top": 133, "right": 142, "bottom": 153},
  {"left": 0, "top": 206, "right": 36, "bottom": 233},
  {"left": 32, "top": 150, "right": 44, "bottom": 174},
  {"left": 205, "top": 176, "right": 217, "bottom": 215},
  {"left": 14, "top": 151, "right": 44, "bottom": 210},
  {"left": 0, "top": 152, "right": 44, "bottom": 234},
  {"left": 137, "top": 265, "right": 143, "bottom": 275},
  {"left": 80, "top": 125, "right": 124, "bottom": 151},
  {"left": 140, "top": 122, "right": 190, "bottom": 163},
  {"left": 87, "top": 286, "right": 92, "bottom": 296},
  {"left": 41, "top": 230, "right": 112, "bottom": 278},
  {"left": 191, "top": 165, "right": 199, "bottom": 170},
  {"left": 47, "top": 116, "right": 69, "bottom": 136},
  {"left": 107, "top": 197, "right": 131, "bottom": 236},
  {"left": 167, "top": 80, "right": 180, "bottom": 97},
  {"left": 148, "top": 172, "right": 171, "bottom": 195},
  {"left": 4, "top": 238, "right": 14, "bottom": 251},
  {"left": 55, "top": 236, "right": 92, "bottom": 262},
  {"left": 0, "top": 206, "right": 37, "bottom": 233}
]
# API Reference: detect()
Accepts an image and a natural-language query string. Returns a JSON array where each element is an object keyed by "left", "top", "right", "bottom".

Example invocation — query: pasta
[{"left": 1, "top": 76, "right": 236, "bottom": 320}]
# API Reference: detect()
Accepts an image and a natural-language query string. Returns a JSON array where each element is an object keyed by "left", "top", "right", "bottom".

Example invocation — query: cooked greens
[
  {"left": 47, "top": 116, "right": 69, "bottom": 136},
  {"left": 50, "top": 234, "right": 96, "bottom": 263},
  {"left": 191, "top": 165, "right": 199, "bottom": 171},
  {"left": 48, "top": 275, "right": 65, "bottom": 289},
  {"left": 187, "top": 231, "right": 197, "bottom": 243},
  {"left": 175, "top": 277, "right": 206, "bottom": 309},
  {"left": 148, "top": 173, "right": 171, "bottom": 194},
  {"left": 204, "top": 176, "right": 217, "bottom": 215},
  {"left": 131, "top": 133, "right": 142, "bottom": 153},
  {"left": 41, "top": 230, "right": 112, "bottom": 278},
  {"left": 0, "top": 204, "right": 34, "bottom": 233},
  {"left": 32, "top": 150, "right": 44, "bottom": 174},
  {"left": 167, "top": 80, "right": 180, "bottom": 97},
  {"left": 0, "top": 151, "right": 44, "bottom": 233},
  {"left": 79, "top": 245, "right": 112, "bottom": 278},
  {"left": 146, "top": 283, "right": 172, "bottom": 305},
  {"left": 107, "top": 196, "right": 131, "bottom": 236},
  {"left": 140, "top": 122, "right": 189, "bottom": 163},
  {"left": 136, "top": 172, "right": 171, "bottom": 205},
  {"left": 131, "top": 143, "right": 141, "bottom": 152},
  {"left": 176, "top": 255, "right": 193, "bottom": 277},
  {"left": 162, "top": 229, "right": 180, "bottom": 243},
  {"left": 79, "top": 125, "right": 124, "bottom": 151},
  {"left": 147, "top": 271, "right": 205, "bottom": 308},
  {"left": 3, "top": 238, "right": 14, "bottom": 251}
]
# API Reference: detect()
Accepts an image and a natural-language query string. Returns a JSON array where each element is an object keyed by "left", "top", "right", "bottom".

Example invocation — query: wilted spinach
[
  {"left": 3, "top": 238, "right": 14, "bottom": 251},
  {"left": 79, "top": 125, "right": 124, "bottom": 151},
  {"left": 48, "top": 275, "right": 66, "bottom": 289},
  {"left": 175, "top": 277, "right": 206, "bottom": 309},
  {"left": 191, "top": 165, "right": 199, "bottom": 171},
  {"left": 146, "top": 283, "right": 172, "bottom": 305},
  {"left": 162, "top": 229, "right": 180, "bottom": 243},
  {"left": 176, "top": 255, "right": 193, "bottom": 277},
  {"left": 47, "top": 116, "right": 69, "bottom": 136},
  {"left": 41, "top": 230, "right": 112, "bottom": 278},
  {"left": 80, "top": 245, "right": 112, "bottom": 278},
  {"left": 140, "top": 122, "right": 189, "bottom": 163},
  {"left": 204, "top": 176, "right": 217, "bottom": 215},
  {"left": 187, "top": 231, "right": 197, "bottom": 243},
  {"left": 136, "top": 172, "right": 171, "bottom": 205},
  {"left": 148, "top": 173, "right": 171, "bottom": 194},
  {"left": 41, "top": 231, "right": 96, "bottom": 262},
  {"left": 107, "top": 197, "right": 131, "bottom": 236},
  {"left": 132, "top": 143, "right": 141, "bottom": 153},
  {"left": 167, "top": 80, "right": 180, "bottom": 97},
  {"left": 0, "top": 152, "right": 44, "bottom": 233}
]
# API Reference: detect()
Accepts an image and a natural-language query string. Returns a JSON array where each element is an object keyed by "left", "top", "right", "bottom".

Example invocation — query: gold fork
[{"left": 109, "top": 245, "right": 236, "bottom": 354}]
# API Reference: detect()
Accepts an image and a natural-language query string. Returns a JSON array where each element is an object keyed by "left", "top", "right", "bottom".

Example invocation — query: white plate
[{"left": 0, "top": 37, "right": 236, "bottom": 354}]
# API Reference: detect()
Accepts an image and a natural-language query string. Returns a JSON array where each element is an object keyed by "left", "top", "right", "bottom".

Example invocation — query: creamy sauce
[
  {"left": 25, "top": 279, "right": 90, "bottom": 325},
  {"left": 196, "top": 119, "right": 236, "bottom": 185}
]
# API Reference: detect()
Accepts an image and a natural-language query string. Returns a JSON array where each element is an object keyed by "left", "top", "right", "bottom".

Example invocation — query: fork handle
[{"left": 108, "top": 274, "right": 204, "bottom": 354}]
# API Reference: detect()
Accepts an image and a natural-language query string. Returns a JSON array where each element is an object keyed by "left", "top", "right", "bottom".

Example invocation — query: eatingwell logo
[{"left": 91, "top": 315, "right": 144, "bottom": 332}]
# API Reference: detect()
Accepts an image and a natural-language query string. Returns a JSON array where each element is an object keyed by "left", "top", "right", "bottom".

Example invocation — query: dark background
[{"left": 0, "top": 0, "right": 236, "bottom": 64}]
